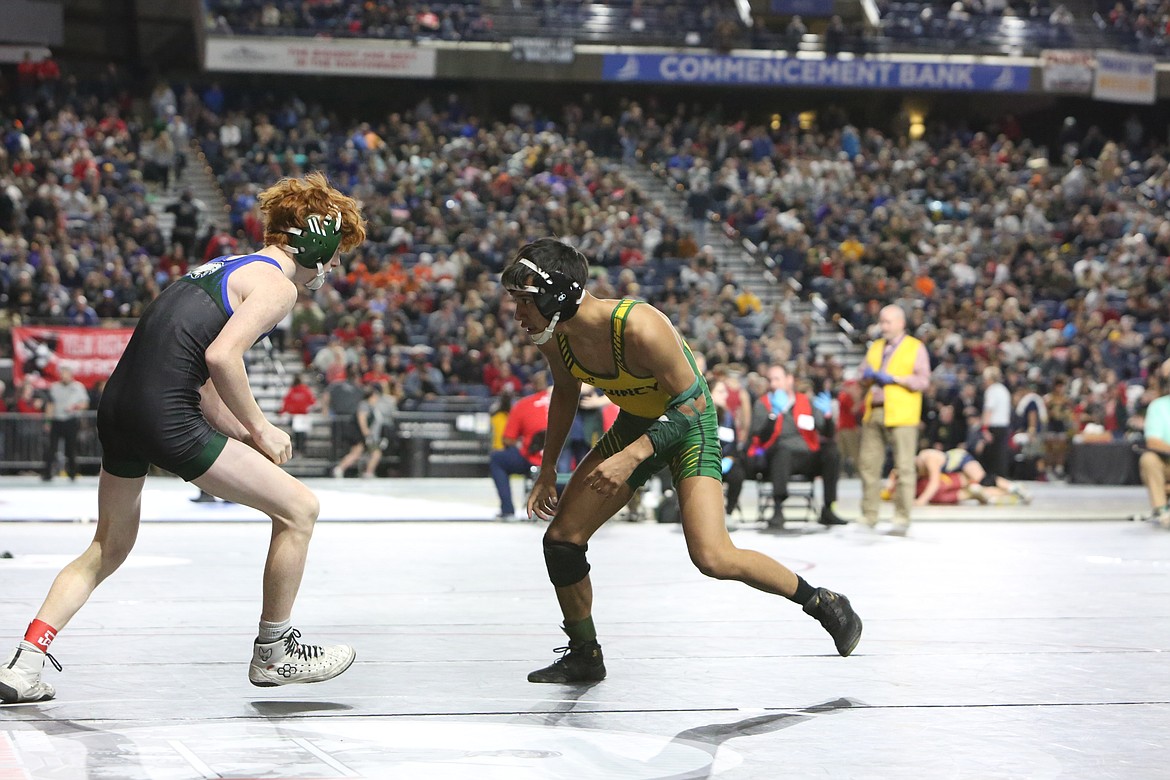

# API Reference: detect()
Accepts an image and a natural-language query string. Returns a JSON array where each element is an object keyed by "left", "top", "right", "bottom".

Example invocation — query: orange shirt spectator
[
  {"left": 914, "top": 273, "right": 936, "bottom": 297},
  {"left": 346, "top": 260, "right": 372, "bottom": 287},
  {"left": 412, "top": 259, "right": 434, "bottom": 287},
  {"left": 372, "top": 259, "right": 409, "bottom": 289}
]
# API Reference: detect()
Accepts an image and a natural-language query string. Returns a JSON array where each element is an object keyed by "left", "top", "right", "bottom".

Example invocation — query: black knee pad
[
  {"left": 543, "top": 539, "right": 590, "bottom": 587},
  {"left": 980, "top": 473, "right": 997, "bottom": 488}
]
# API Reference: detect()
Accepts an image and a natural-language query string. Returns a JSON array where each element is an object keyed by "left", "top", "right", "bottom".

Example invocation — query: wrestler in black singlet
[{"left": 97, "top": 254, "right": 281, "bottom": 480}]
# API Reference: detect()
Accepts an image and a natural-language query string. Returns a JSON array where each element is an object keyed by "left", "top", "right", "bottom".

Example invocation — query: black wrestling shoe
[
  {"left": 766, "top": 506, "right": 786, "bottom": 529},
  {"left": 803, "top": 587, "right": 863, "bottom": 657},
  {"left": 527, "top": 639, "right": 606, "bottom": 683}
]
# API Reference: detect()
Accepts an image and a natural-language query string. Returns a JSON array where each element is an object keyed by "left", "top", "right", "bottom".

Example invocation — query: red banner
[{"left": 12, "top": 326, "right": 134, "bottom": 389}]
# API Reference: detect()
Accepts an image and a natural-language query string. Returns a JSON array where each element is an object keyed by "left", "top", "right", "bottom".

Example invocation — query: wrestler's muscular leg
[
  {"left": 542, "top": 447, "right": 633, "bottom": 623},
  {"left": 677, "top": 474, "right": 863, "bottom": 657},
  {"left": 677, "top": 475, "right": 798, "bottom": 597}
]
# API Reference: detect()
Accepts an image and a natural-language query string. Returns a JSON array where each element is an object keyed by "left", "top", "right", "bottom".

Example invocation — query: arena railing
[
  {"left": 0, "top": 409, "right": 494, "bottom": 479},
  {"left": 0, "top": 412, "right": 102, "bottom": 475}
]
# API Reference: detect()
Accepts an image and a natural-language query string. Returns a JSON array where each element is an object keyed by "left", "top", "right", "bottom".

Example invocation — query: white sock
[{"left": 258, "top": 619, "right": 291, "bottom": 643}]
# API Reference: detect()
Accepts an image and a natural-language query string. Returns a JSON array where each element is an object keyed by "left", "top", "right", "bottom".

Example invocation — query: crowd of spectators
[
  {"left": 1, "top": 66, "right": 195, "bottom": 327},
  {"left": 0, "top": 67, "right": 792, "bottom": 446},
  {"left": 878, "top": 0, "right": 1061, "bottom": 44},
  {"left": 631, "top": 99, "right": 1169, "bottom": 472},
  {"left": 1096, "top": 0, "right": 1170, "bottom": 53},
  {"left": 3, "top": 63, "right": 1170, "bottom": 482},
  {"left": 187, "top": 88, "right": 807, "bottom": 415},
  {"left": 206, "top": 0, "right": 496, "bottom": 42},
  {"left": 201, "top": 0, "right": 1170, "bottom": 57},
  {"left": 203, "top": 0, "right": 740, "bottom": 48},
  {"left": 875, "top": 0, "right": 1170, "bottom": 55}
]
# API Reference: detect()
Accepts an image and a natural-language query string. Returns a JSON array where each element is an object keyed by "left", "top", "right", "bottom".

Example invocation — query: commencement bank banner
[
  {"left": 603, "top": 54, "right": 1031, "bottom": 92},
  {"left": 206, "top": 37, "right": 436, "bottom": 78},
  {"left": 1093, "top": 50, "right": 1155, "bottom": 105}
]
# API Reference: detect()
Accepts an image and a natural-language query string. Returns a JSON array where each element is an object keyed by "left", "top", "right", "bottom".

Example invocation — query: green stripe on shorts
[
  {"left": 102, "top": 456, "right": 150, "bottom": 479},
  {"left": 173, "top": 432, "right": 228, "bottom": 481}
]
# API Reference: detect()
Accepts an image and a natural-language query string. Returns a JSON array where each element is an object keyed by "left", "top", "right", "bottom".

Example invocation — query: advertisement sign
[
  {"left": 511, "top": 37, "right": 575, "bottom": 64},
  {"left": 205, "top": 37, "right": 437, "bottom": 78},
  {"left": 1040, "top": 50, "right": 1093, "bottom": 93},
  {"left": 1093, "top": 50, "right": 1155, "bottom": 104},
  {"left": 771, "top": 0, "right": 835, "bottom": 16},
  {"left": 12, "top": 326, "right": 134, "bottom": 389},
  {"left": 602, "top": 54, "right": 1031, "bottom": 92}
]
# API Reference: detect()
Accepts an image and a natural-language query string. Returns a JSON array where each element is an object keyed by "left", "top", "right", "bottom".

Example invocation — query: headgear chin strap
[
  {"left": 304, "top": 265, "right": 327, "bottom": 291},
  {"left": 530, "top": 312, "right": 561, "bottom": 345},
  {"left": 283, "top": 210, "right": 342, "bottom": 291},
  {"left": 510, "top": 258, "right": 584, "bottom": 345}
]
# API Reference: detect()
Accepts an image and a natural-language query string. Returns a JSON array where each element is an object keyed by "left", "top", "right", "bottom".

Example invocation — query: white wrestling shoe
[
  {"left": 0, "top": 641, "right": 59, "bottom": 703},
  {"left": 248, "top": 628, "right": 355, "bottom": 687}
]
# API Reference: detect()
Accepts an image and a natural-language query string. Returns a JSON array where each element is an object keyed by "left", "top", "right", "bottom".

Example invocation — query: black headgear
[
  {"left": 507, "top": 258, "right": 585, "bottom": 345},
  {"left": 513, "top": 258, "right": 583, "bottom": 321}
]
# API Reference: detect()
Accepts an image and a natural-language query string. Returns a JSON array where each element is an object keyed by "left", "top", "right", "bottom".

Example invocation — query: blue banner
[
  {"left": 602, "top": 54, "right": 1032, "bottom": 92},
  {"left": 771, "top": 0, "right": 835, "bottom": 16}
]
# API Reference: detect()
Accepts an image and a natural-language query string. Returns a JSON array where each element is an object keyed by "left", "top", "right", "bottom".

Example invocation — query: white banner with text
[
  {"left": 206, "top": 37, "right": 436, "bottom": 78},
  {"left": 1040, "top": 50, "right": 1092, "bottom": 94},
  {"left": 1093, "top": 50, "right": 1155, "bottom": 104}
]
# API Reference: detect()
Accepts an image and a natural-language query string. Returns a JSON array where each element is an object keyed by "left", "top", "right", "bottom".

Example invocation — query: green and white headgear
[{"left": 283, "top": 210, "right": 342, "bottom": 290}]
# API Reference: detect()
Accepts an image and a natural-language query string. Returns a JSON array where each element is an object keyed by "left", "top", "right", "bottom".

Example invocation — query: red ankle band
[{"left": 24, "top": 619, "right": 58, "bottom": 651}]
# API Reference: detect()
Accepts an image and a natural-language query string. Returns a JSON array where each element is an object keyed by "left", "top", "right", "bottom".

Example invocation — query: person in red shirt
[
  {"left": 159, "top": 242, "right": 190, "bottom": 279},
  {"left": 836, "top": 377, "right": 862, "bottom": 477},
  {"left": 36, "top": 58, "right": 60, "bottom": 89},
  {"left": 484, "top": 356, "right": 524, "bottom": 396},
  {"left": 280, "top": 373, "right": 317, "bottom": 455},
  {"left": 16, "top": 54, "right": 38, "bottom": 100},
  {"left": 242, "top": 204, "right": 264, "bottom": 245},
  {"left": 331, "top": 317, "right": 360, "bottom": 345},
  {"left": 490, "top": 372, "right": 552, "bottom": 519},
  {"left": 203, "top": 232, "right": 238, "bottom": 263},
  {"left": 14, "top": 380, "right": 45, "bottom": 414},
  {"left": 361, "top": 354, "right": 392, "bottom": 391}
]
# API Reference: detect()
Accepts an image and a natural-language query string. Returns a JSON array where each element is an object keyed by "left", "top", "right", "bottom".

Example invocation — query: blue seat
[{"left": 659, "top": 258, "right": 684, "bottom": 279}]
